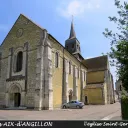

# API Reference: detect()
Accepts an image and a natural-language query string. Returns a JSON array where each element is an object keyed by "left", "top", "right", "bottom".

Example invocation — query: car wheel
[
  {"left": 63, "top": 105, "right": 66, "bottom": 109},
  {"left": 76, "top": 105, "right": 80, "bottom": 109}
]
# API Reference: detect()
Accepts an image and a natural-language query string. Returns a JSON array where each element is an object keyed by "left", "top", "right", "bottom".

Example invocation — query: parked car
[{"left": 62, "top": 100, "right": 84, "bottom": 109}]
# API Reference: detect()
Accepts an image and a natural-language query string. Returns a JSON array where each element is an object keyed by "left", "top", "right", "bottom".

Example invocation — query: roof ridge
[{"left": 85, "top": 55, "right": 108, "bottom": 60}]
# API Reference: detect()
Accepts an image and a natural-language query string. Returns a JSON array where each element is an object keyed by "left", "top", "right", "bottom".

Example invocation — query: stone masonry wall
[{"left": 0, "top": 14, "right": 42, "bottom": 108}]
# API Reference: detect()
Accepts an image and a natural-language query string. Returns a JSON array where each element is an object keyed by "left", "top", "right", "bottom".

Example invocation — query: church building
[{"left": 0, "top": 14, "right": 115, "bottom": 110}]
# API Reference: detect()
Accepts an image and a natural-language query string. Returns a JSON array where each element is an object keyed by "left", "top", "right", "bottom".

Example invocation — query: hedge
[{"left": 121, "top": 96, "right": 128, "bottom": 120}]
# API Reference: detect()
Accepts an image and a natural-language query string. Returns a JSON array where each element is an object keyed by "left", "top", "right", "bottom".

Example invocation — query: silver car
[{"left": 62, "top": 100, "right": 84, "bottom": 109}]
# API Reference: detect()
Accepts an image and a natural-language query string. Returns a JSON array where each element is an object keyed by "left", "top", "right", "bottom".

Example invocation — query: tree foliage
[{"left": 103, "top": 0, "right": 128, "bottom": 91}]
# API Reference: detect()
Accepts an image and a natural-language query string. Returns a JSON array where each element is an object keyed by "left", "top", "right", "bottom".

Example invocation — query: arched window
[
  {"left": 69, "top": 61, "right": 71, "bottom": 74},
  {"left": 84, "top": 71, "right": 86, "bottom": 81},
  {"left": 16, "top": 51, "right": 23, "bottom": 72},
  {"left": 78, "top": 68, "right": 79, "bottom": 78},
  {"left": 69, "top": 90, "right": 73, "bottom": 101},
  {"left": 55, "top": 52, "right": 59, "bottom": 68}
]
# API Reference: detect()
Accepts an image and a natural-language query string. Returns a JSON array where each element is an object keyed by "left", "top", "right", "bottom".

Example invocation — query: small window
[
  {"left": 16, "top": 51, "right": 23, "bottom": 72},
  {"left": 72, "top": 44, "right": 74, "bottom": 48},
  {"left": 55, "top": 52, "right": 59, "bottom": 68}
]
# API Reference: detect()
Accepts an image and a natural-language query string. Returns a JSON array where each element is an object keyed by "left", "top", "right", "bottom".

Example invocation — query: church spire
[
  {"left": 69, "top": 16, "right": 76, "bottom": 39},
  {"left": 65, "top": 15, "right": 82, "bottom": 61}
]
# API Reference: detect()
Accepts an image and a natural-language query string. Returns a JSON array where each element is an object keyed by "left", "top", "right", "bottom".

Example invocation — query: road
[{"left": 0, "top": 102, "right": 121, "bottom": 120}]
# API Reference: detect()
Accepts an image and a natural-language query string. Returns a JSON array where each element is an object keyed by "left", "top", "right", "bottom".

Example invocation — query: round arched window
[
  {"left": 55, "top": 52, "right": 59, "bottom": 68},
  {"left": 16, "top": 51, "right": 23, "bottom": 72}
]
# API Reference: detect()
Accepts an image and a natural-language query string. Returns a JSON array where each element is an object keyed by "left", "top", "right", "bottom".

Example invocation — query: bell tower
[{"left": 65, "top": 17, "right": 83, "bottom": 61}]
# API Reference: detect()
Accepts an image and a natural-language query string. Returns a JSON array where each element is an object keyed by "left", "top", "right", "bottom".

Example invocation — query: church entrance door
[
  {"left": 68, "top": 90, "right": 73, "bottom": 101},
  {"left": 14, "top": 93, "right": 21, "bottom": 107},
  {"left": 84, "top": 96, "right": 88, "bottom": 105},
  {"left": 69, "top": 94, "right": 72, "bottom": 101}
]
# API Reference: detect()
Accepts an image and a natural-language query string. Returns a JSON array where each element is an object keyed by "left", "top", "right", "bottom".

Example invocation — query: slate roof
[{"left": 69, "top": 21, "right": 76, "bottom": 39}]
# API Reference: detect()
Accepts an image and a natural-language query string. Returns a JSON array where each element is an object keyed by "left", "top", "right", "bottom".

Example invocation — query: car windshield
[{"left": 68, "top": 101, "right": 80, "bottom": 103}]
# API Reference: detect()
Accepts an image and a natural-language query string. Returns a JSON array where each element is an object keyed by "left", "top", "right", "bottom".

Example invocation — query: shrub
[{"left": 121, "top": 96, "right": 128, "bottom": 120}]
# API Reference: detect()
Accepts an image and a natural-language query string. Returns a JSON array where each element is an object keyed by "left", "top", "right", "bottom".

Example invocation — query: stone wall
[
  {"left": 49, "top": 35, "right": 87, "bottom": 108},
  {"left": 103, "top": 83, "right": 108, "bottom": 104},
  {"left": 83, "top": 84, "right": 104, "bottom": 105},
  {"left": 0, "top": 57, "right": 8, "bottom": 107},
  {"left": 0, "top": 14, "right": 87, "bottom": 109},
  {"left": 86, "top": 71, "right": 105, "bottom": 84},
  {"left": 0, "top": 14, "right": 42, "bottom": 108}
]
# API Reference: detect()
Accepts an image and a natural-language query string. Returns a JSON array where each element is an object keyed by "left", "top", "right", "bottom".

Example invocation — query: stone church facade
[{"left": 0, "top": 14, "right": 115, "bottom": 110}]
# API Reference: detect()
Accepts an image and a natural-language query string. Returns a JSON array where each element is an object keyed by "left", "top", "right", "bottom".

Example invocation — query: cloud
[
  {"left": 56, "top": 0, "right": 118, "bottom": 19},
  {"left": 0, "top": 24, "right": 9, "bottom": 32},
  {"left": 57, "top": 0, "right": 101, "bottom": 19}
]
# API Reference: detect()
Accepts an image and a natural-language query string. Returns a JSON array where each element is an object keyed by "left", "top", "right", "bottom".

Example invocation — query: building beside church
[
  {"left": 0, "top": 14, "right": 115, "bottom": 110},
  {"left": 82, "top": 56, "right": 115, "bottom": 104},
  {"left": 115, "top": 80, "right": 122, "bottom": 100}
]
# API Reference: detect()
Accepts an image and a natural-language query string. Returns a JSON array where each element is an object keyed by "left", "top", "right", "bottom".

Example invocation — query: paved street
[{"left": 0, "top": 102, "right": 121, "bottom": 120}]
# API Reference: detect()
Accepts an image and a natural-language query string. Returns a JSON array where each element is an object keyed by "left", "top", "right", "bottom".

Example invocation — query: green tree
[
  {"left": 103, "top": 0, "right": 128, "bottom": 92},
  {"left": 103, "top": 0, "right": 128, "bottom": 119}
]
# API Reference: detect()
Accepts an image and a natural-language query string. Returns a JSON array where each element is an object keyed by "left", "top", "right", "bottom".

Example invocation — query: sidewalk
[
  {"left": 101, "top": 109, "right": 121, "bottom": 120},
  {"left": 110, "top": 116, "right": 122, "bottom": 120},
  {"left": 109, "top": 100, "right": 122, "bottom": 120}
]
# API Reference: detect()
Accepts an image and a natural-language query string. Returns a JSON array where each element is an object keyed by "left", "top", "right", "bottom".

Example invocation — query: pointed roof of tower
[{"left": 69, "top": 17, "right": 76, "bottom": 39}]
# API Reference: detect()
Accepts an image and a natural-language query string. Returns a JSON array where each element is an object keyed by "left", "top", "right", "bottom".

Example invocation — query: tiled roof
[{"left": 82, "top": 55, "right": 108, "bottom": 71}]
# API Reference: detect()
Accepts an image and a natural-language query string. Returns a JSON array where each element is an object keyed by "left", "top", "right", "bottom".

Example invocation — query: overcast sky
[{"left": 0, "top": 0, "right": 125, "bottom": 88}]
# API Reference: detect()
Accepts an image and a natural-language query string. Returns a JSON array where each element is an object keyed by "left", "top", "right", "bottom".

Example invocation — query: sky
[{"left": 0, "top": 0, "right": 125, "bottom": 88}]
